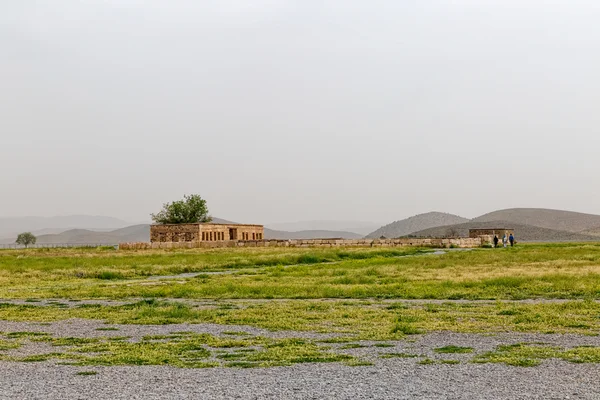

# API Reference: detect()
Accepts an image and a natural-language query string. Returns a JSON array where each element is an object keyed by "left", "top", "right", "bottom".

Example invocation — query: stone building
[
  {"left": 150, "top": 223, "right": 264, "bottom": 243},
  {"left": 469, "top": 228, "right": 514, "bottom": 239}
]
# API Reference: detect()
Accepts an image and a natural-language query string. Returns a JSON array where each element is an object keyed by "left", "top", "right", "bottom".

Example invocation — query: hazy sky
[{"left": 2, "top": 0, "right": 600, "bottom": 224}]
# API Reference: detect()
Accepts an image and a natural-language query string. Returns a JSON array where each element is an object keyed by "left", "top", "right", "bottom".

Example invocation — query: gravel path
[
  {"left": 0, "top": 359, "right": 597, "bottom": 400},
  {"left": 1, "top": 319, "right": 600, "bottom": 399}
]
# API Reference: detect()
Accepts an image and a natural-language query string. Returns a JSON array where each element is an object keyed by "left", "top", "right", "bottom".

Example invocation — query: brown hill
[
  {"left": 366, "top": 212, "right": 469, "bottom": 239},
  {"left": 473, "top": 208, "right": 600, "bottom": 233},
  {"left": 35, "top": 225, "right": 151, "bottom": 244},
  {"left": 16, "top": 217, "right": 239, "bottom": 245},
  {"left": 0, "top": 215, "right": 130, "bottom": 239},
  {"left": 411, "top": 221, "right": 599, "bottom": 242},
  {"left": 15, "top": 221, "right": 362, "bottom": 245}
]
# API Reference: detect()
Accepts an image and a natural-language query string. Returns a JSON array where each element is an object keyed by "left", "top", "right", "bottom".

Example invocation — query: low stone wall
[
  {"left": 119, "top": 237, "right": 487, "bottom": 250},
  {"left": 469, "top": 229, "right": 514, "bottom": 239}
]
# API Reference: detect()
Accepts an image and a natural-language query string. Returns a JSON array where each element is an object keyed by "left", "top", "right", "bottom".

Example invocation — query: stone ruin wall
[
  {"left": 150, "top": 224, "right": 264, "bottom": 243},
  {"left": 469, "top": 229, "right": 514, "bottom": 239},
  {"left": 199, "top": 224, "right": 263, "bottom": 241},
  {"left": 150, "top": 224, "right": 200, "bottom": 243},
  {"left": 120, "top": 236, "right": 489, "bottom": 250}
]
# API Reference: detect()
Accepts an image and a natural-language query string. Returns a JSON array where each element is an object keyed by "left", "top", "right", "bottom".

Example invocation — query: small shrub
[
  {"left": 19, "top": 353, "right": 64, "bottom": 362},
  {"left": 380, "top": 352, "right": 419, "bottom": 359},
  {"left": 386, "top": 303, "right": 407, "bottom": 310},
  {"left": 6, "top": 331, "right": 50, "bottom": 339},
  {"left": 497, "top": 309, "right": 520, "bottom": 316},
  {"left": 226, "top": 361, "right": 258, "bottom": 368},
  {"left": 373, "top": 343, "right": 395, "bottom": 348},
  {"left": 507, "top": 358, "right": 540, "bottom": 367},
  {"left": 434, "top": 345, "right": 473, "bottom": 354},
  {"left": 95, "top": 271, "right": 125, "bottom": 280},
  {"left": 339, "top": 343, "right": 366, "bottom": 349},
  {"left": 76, "top": 371, "right": 98, "bottom": 376}
]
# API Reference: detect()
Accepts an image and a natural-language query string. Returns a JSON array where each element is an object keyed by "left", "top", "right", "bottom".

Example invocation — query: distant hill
[
  {"left": 7, "top": 209, "right": 600, "bottom": 245},
  {"left": 0, "top": 215, "right": 130, "bottom": 238},
  {"left": 473, "top": 208, "right": 600, "bottom": 233},
  {"left": 5, "top": 218, "right": 362, "bottom": 245},
  {"left": 366, "top": 212, "right": 469, "bottom": 239},
  {"left": 35, "top": 225, "right": 151, "bottom": 244},
  {"left": 25, "top": 217, "right": 238, "bottom": 245},
  {"left": 265, "top": 221, "right": 381, "bottom": 236},
  {"left": 411, "top": 221, "right": 599, "bottom": 242},
  {"left": 264, "top": 229, "right": 363, "bottom": 240}
]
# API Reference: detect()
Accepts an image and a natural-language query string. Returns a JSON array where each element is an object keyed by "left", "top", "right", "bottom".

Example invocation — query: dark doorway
[{"left": 229, "top": 228, "right": 237, "bottom": 240}]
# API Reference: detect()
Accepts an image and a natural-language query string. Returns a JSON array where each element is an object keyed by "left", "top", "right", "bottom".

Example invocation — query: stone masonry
[
  {"left": 150, "top": 223, "right": 264, "bottom": 243},
  {"left": 121, "top": 236, "right": 489, "bottom": 250},
  {"left": 469, "top": 228, "right": 514, "bottom": 239}
]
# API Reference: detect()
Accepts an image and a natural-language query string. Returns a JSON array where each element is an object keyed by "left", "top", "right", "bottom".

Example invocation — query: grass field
[{"left": 2, "top": 243, "right": 600, "bottom": 368}]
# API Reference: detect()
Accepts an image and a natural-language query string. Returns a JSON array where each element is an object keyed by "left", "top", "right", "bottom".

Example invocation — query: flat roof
[{"left": 151, "top": 223, "right": 263, "bottom": 227}]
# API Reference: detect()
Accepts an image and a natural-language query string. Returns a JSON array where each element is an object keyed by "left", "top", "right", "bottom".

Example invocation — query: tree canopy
[
  {"left": 151, "top": 194, "right": 212, "bottom": 224},
  {"left": 16, "top": 232, "right": 37, "bottom": 248}
]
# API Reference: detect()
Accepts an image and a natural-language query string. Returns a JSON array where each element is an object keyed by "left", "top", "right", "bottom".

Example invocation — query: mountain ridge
[
  {"left": 410, "top": 220, "right": 599, "bottom": 242},
  {"left": 2, "top": 223, "right": 363, "bottom": 244},
  {"left": 4, "top": 208, "right": 600, "bottom": 245},
  {"left": 366, "top": 212, "right": 469, "bottom": 239},
  {"left": 0, "top": 215, "right": 131, "bottom": 238},
  {"left": 472, "top": 208, "right": 600, "bottom": 233},
  {"left": 265, "top": 220, "right": 381, "bottom": 236}
]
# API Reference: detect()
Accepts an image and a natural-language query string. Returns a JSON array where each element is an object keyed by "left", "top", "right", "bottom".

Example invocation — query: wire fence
[{"left": 0, "top": 243, "right": 118, "bottom": 250}]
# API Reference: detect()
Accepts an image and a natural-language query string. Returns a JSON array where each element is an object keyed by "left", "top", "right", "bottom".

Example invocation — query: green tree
[
  {"left": 15, "top": 232, "right": 37, "bottom": 248},
  {"left": 151, "top": 194, "right": 212, "bottom": 224}
]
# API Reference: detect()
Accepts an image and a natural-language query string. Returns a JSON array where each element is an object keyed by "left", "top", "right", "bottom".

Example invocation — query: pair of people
[{"left": 493, "top": 233, "right": 515, "bottom": 248}]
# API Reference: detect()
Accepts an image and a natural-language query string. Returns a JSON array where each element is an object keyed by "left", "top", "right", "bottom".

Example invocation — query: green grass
[
  {"left": 339, "top": 343, "right": 366, "bottom": 349},
  {"left": 2, "top": 243, "right": 600, "bottom": 368},
  {"left": 470, "top": 342, "right": 600, "bottom": 367},
  {"left": 3, "top": 299, "right": 600, "bottom": 339},
  {"left": 226, "top": 361, "right": 258, "bottom": 368},
  {"left": 4, "top": 244, "right": 600, "bottom": 300},
  {"left": 221, "top": 331, "right": 250, "bottom": 336},
  {"left": 17, "top": 353, "right": 65, "bottom": 362},
  {"left": 379, "top": 352, "right": 419, "bottom": 359},
  {"left": 0, "top": 247, "right": 428, "bottom": 296},
  {"left": 6, "top": 331, "right": 50, "bottom": 339},
  {"left": 0, "top": 331, "right": 357, "bottom": 368},
  {"left": 434, "top": 345, "right": 473, "bottom": 354},
  {"left": 0, "top": 339, "right": 21, "bottom": 351}
]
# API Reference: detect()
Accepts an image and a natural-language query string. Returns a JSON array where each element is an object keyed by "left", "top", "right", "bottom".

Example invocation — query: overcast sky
[{"left": 2, "top": 0, "right": 600, "bottom": 224}]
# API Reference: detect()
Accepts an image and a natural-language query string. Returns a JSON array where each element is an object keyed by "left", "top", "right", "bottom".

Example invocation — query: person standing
[
  {"left": 502, "top": 234, "right": 508, "bottom": 248},
  {"left": 493, "top": 235, "right": 499, "bottom": 248},
  {"left": 509, "top": 233, "right": 515, "bottom": 247}
]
